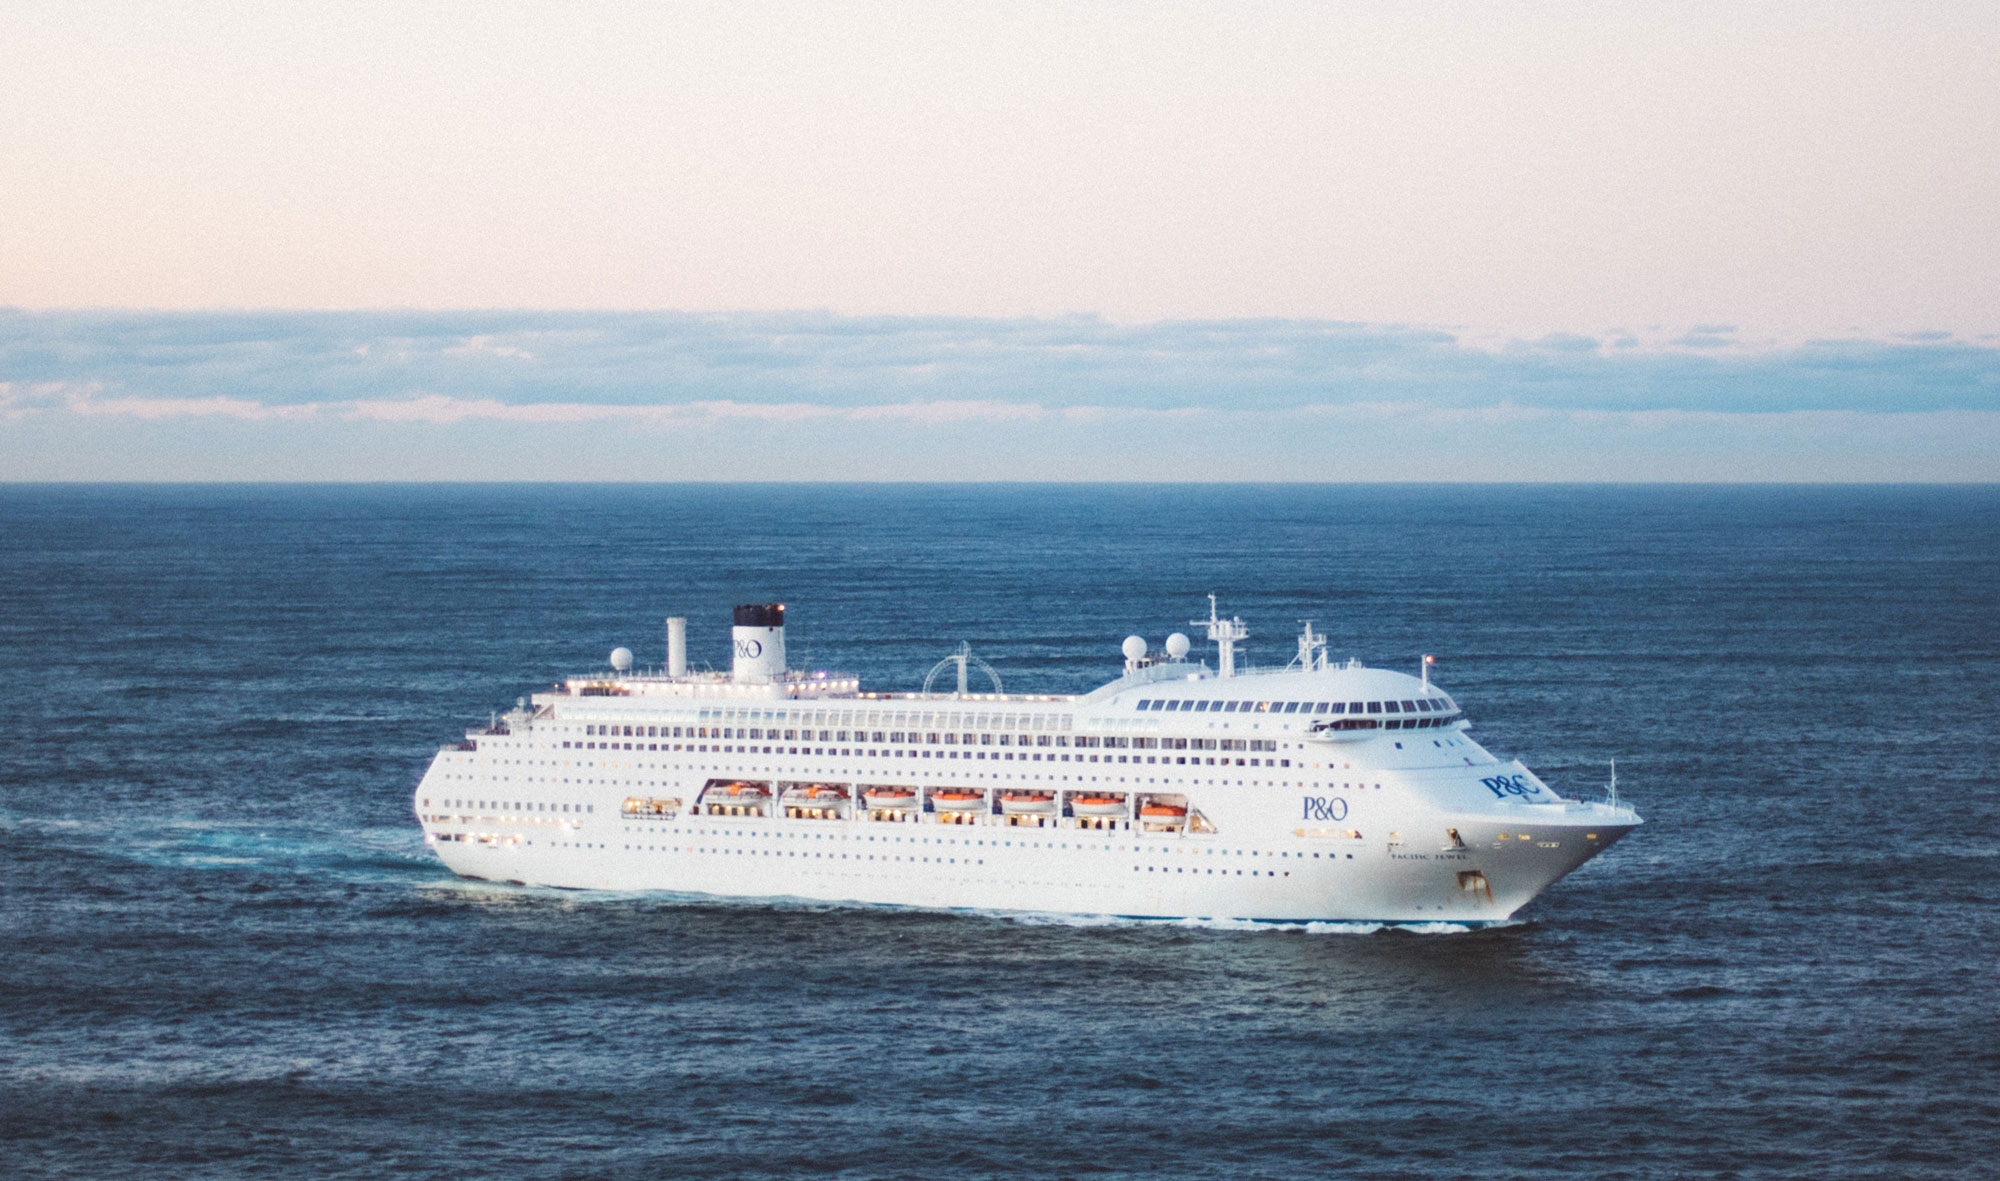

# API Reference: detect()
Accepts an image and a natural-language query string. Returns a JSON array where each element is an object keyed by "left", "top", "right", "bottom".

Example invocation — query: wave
[
  {"left": 12, "top": 811, "right": 443, "bottom": 882},
  {"left": 992, "top": 909, "right": 1517, "bottom": 935}
]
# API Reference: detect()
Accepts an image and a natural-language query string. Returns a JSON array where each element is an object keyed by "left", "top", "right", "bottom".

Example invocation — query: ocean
[{"left": 1, "top": 483, "right": 1996, "bottom": 1179}]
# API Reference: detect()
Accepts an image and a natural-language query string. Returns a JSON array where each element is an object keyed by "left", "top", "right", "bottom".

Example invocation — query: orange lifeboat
[
  {"left": 930, "top": 790, "right": 985, "bottom": 812},
  {"left": 1070, "top": 794, "right": 1127, "bottom": 817},
  {"left": 707, "top": 782, "right": 771, "bottom": 815},
  {"left": 781, "top": 784, "right": 849, "bottom": 816},
  {"left": 999, "top": 792, "right": 1056, "bottom": 815},
  {"left": 863, "top": 787, "right": 917, "bottom": 810}
]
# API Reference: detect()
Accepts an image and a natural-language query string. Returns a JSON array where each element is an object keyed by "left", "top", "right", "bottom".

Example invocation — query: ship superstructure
[{"left": 414, "top": 601, "right": 1640, "bottom": 923}]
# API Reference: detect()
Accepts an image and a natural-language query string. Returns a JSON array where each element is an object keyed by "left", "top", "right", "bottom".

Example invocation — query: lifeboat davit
[
  {"left": 1069, "top": 795, "right": 1127, "bottom": 817},
  {"left": 863, "top": 788, "right": 917, "bottom": 810},
  {"left": 999, "top": 793, "right": 1056, "bottom": 814},
  {"left": 930, "top": 790, "right": 985, "bottom": 812}
]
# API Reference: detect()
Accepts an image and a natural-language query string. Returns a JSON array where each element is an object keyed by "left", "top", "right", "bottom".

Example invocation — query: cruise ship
[{"left": 415, "top": 601, "right": 1641, "bottom": 923}]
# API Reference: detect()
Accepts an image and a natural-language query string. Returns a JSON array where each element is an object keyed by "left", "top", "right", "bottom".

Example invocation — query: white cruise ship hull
[
  {"left": 415, "top": 602, "right": 1641, "bottom": 925},
  {"left": 426, "top": 803, "right": 1634, "bottom": 924}
]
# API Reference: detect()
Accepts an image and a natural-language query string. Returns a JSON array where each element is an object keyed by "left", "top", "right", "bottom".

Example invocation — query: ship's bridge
[{"left": 1093, "top": 664, "right": 1463, "bottom": 740}]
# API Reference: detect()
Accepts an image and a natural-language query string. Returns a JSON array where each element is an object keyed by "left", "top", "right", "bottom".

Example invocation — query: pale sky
[
  {"left": 2, "top": 3, "right": 1996, "bottom": 479},
  {"left": 6, "top": 1, "right": 1997, "bottom": 332}
]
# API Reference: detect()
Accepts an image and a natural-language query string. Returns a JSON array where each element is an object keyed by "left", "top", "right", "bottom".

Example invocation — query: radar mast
[
  {"left": 1194, "top": 594, "right": 1249, "bottom": 678},
  {"left": 1291, "top": 621, "right": 1327, "bottom": 671}
]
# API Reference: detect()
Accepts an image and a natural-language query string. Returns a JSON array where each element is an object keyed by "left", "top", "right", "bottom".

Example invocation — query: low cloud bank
[
  {"left": 4, "top": 309, "right": 1996, "bottom": 417},
  {"left": 2, "top": 310, "right": 1995, "bottom": 480}
]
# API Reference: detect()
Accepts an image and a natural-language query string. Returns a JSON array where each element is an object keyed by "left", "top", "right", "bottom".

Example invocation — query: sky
[{"left": 2, "top": 2, "right": 1996, "bottom": 480}]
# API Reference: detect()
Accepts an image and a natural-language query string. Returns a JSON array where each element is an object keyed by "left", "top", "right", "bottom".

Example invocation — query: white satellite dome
[
  {"left": 1164, "top": 632, "right": 1191, "bottom": 659},
  {"left": 609, "top": 646, "right": 634, "bottom": 672},
  {"left": 1121, "top": 635, "right": 1147, "bottom": 661}
]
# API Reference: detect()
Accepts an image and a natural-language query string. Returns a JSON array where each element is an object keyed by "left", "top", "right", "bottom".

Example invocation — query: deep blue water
[{"left": 2, "top": 484, "right": 1997, "bottom": 1179}]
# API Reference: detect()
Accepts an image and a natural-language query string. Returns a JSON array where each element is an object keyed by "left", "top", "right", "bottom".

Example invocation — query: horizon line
[{"left": 4, "top": 479, "right": 1997, "bottom": 488}]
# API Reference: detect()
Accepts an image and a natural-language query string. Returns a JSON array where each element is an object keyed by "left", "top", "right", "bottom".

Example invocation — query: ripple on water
[{"left": 1, "top": 484, "right": 1996, "bottom": 1179}]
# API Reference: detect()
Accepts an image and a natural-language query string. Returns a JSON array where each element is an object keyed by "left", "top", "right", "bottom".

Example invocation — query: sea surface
[{"left": 2, "top": 484, "right": 1996, "bottom": 1179}]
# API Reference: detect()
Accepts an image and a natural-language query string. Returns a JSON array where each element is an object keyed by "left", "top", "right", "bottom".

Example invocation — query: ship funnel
[
  {"left": 731, "top": 603, "right": 786, "bottom": 682},
  {"left": 665, "top": 616, "right": 687, "bottom": 678}
]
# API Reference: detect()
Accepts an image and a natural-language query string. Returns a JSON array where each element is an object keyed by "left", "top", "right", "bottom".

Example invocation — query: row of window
[
  {"left": 1138, "top": 696, "right": 1454, "bottom": 716},
  {"left": 1319, "top": 716, "right": 1458, "bottom": 732},
  {"left": 625, "top": 827, "right": 1350, "bottom": 860},
  {"left": 614, "top": 844, "right": 1312, "bottom": 876},
  {"left": 691, "top": 707, "right": 1066, "bottom": 731},
  {"left": 566, "top": 739, "right": 1291, "bottom": 767},
  {"left": 426, "top": 798, "right": 595, "bottom": 814},
  {"left": 582, "top": 723, "right": 1279, "bottom": 752},
  {"left": 619, "top": 845, "right": 1308, "bottom": 876}
]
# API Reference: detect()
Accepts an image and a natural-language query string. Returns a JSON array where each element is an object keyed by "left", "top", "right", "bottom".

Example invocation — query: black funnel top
[{"left": 733, "top": 603, "right": 785, "bottom": 628}]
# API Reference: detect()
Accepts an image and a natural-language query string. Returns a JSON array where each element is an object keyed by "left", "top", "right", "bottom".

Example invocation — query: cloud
[
  {"left": 0, "top": 380, "right": 89, "bottom": 418},
  {"left": 38, "top": 387, "right": 1063, "bottom": 429},
  {"left": 335, "top": 395, "right": 593, "bottom": 424},
  {"left": 70, "top": 393, "right": 314, "bottom": 421},
  {"left": 2, "top": 310, "right": 1997, "bottom": 459},
  {"left": 1519, "top": 333, "right": 1600, "bottom": 354},
  {"left": 440, "top": 335, "right": 536, "bottom": 360},
  {"left": 23, "top": 381, "right": 1989, "bottom": 444}
]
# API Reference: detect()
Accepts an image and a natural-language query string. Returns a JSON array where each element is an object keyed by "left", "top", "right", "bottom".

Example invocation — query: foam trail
[
  {"left": 18, "top": 813, "right": 444, "bottom": 881},
  {"left": 996, "top": 909, "right": 1515, "bottom": 935}
]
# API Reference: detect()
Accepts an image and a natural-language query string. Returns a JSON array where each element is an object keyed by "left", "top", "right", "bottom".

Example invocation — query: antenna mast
[
  {"left": 1294, "top": 621, "right": 1327, "bottom": 671},
  {"left": 1195, "top": 594, "right": 1250, "bottom": 679}
]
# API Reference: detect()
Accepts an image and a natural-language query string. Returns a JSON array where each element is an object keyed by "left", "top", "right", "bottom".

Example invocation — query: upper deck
[
  {"left": 543, "top": 658, "right": 1460, "bottom": 743},
  {"left": 519, "top": 602, "right": 1466, "bottom": 752}
]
